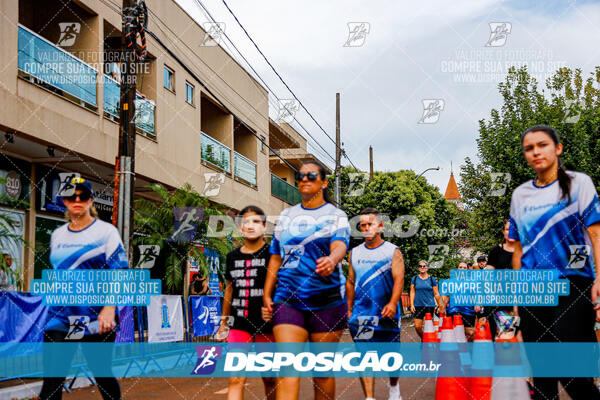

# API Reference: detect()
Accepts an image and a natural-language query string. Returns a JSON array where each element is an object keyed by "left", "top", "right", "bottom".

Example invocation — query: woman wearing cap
[
  {"left": 410, "top": 260, "right": 444, "bottom": 339},
  {"left": 263, "top": 160, "right": 350, "bottom": 400},
  {"left": 510, "top": 125, "right": 600, "bottom": 399},
  {"left": 39, "top": 177, "right": 126, "bottom": 400}
]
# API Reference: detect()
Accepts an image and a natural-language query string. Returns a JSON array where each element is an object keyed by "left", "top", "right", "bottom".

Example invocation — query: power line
[
  {"left": 216, "top": 0, "right": 359, "bottom": 171},
  {"left": 191, "top": 0, "right": 338, "bottom": 166},
  {"left": 99, "top": 0, "right": 301, "bottom": 172}
]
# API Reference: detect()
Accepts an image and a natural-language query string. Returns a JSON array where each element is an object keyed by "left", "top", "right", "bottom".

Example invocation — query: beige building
[{"left": 0, "top": 0, "right": 329, "bottom": 291}]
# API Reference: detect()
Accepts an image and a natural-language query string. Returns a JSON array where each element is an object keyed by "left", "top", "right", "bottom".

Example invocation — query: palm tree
[{"left": 133, "top": 183, "right": 234, "bottom": 294}]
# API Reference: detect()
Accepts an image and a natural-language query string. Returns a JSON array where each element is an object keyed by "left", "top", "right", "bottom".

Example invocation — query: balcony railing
[
  {"left": 103, "top": 75, "right": 156, "bottom": 139},
  {"left": 271, "top": 173, "right": 301, "bottom": 205},
  {"left": 201, "top": 132, "right": 231, "bottom": 172},
  {"left": 17, "top": 24, "right": 97, "bottom": 107},
  {"left": 234, "top": 152, "right": 257, "bottom": 186}
]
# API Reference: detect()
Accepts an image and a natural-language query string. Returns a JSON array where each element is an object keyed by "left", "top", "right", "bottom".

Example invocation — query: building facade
[{"left": 0, "top": 0, "right": 324, "bottom": 291}]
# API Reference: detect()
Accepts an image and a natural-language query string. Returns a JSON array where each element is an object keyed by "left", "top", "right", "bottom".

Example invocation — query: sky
[{"left": 174, "top": 0, "right": 600, "bottom": 193}]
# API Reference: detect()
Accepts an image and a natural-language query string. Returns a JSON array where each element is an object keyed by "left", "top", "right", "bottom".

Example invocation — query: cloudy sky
[{"left": 175, "top": 0, "right": 600, "bottom": 192}]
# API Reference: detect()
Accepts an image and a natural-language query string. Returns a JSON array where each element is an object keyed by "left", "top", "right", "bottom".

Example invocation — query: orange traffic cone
[
  {"left": 491, "top": 336, "right": 529, "bottom": 400},
  {"left": 453, "top": 315, "right": 472, "bottom": 373},
  {"left": 433, "top": 314, "right": 441, "bottom": 342},
  {"left": 434, "top": 317, "right": 469, "bottom": 400},
  {"left": 468, "top": 321, "right": 493, "bottom": 400},
  {"left": 423, "top": 313, "right": 436, "bottom": 343}
]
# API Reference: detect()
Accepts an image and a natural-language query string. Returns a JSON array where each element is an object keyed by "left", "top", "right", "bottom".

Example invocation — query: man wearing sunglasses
[{"left": 40, "top": 177, "right": 127, "bottom": 400}]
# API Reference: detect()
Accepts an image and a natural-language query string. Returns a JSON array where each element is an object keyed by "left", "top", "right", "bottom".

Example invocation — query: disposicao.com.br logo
[{"left": 223, "top": 351, "right": 440, "bottom": 374}]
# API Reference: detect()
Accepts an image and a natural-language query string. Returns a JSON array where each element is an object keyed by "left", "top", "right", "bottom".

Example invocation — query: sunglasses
[
  {"left": 63, "top": 192, "right": 91, "bottom": 202},
  {"left": 295, "top": 171, "right": 320, "bottom": 181},
  {"left": 418, "top": 265, "right": 428, "bottom": 268}
]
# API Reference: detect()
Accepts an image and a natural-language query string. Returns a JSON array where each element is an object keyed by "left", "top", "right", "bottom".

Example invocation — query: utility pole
[
  {"left": 114, "top": 0, "right": 137, "bottom": 258},
  {"left": 369, "top": 146, "right": 373, "bottom": 182},
  {"left": 335, "top": 93, "right": 341, "bottom": 205}
]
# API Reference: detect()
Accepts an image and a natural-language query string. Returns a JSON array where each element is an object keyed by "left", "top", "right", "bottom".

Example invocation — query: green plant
[{"left": 133, "top": 183, "right": 233, "bottom": 294}]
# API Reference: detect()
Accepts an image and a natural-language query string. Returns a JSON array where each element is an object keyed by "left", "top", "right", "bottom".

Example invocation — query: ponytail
[
  {"left": 522, "top": 124, "right": 572, "bottom": 204},
  {"left": 557, "top": 162, "right": 572, "bottom": 204}
]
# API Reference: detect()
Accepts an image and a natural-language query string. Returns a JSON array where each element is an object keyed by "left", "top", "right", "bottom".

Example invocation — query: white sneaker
[{"left": 387, "top": 382, "right": 402, "bottom": 400}]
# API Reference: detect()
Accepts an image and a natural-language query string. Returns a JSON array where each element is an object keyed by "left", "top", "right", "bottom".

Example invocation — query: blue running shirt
[
  {"left": 270, "top": 202, "right": 350, "bottom": 310},
  {"left": 509, "top": 171, "right": 600, "bottom": 278},
  {"left": 348, "top": 241, "right": 401, "bottom": 334},
  {"left": 45, "top": 219, "right": 129, "bottom": 334}
]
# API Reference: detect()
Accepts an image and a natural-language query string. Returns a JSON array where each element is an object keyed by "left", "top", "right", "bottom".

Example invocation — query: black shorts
[
  {"left": 413, "top": 306, "right": 435, "bottom": 320},
  {"left": 449, "top": 312, "right": 475, "bottom": 328}
]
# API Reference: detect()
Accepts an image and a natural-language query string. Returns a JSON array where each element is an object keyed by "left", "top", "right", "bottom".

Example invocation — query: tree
[
  {"left": 336, "top": 167, "right": 465, "bottom": 284},
  {"left": 459, "top": 66, "right": 600, "bottom": 254},
  {"left": 133, "top": 183, "right": 233, "bottom": 294}
]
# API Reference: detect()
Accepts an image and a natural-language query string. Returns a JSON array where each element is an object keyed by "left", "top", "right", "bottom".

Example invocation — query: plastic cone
[
  {"left": 468, "top": 321, "right": 493, "bottom": 400},
  {"left": 453, "top": 315, "right": 472, "bottom": 374},
  {"left": 433, "top": 314, "right": 441, "bottom": 342},
  {"left": 490, "top": 336, "right": 529, "bottom": 400},
  {"left": 423, "top": 313, "right": 436, "bottom": 343},
  {"left": 434, "top": 317, "right": 469, "bottom": 400},
  {"left": 422, "top": 312, "right": 438, "bottom": 364}
]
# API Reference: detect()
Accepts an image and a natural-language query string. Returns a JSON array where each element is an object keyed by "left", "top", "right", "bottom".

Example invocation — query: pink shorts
[{"left": 227, "top": 329, "right": 275, "bottom": 343}]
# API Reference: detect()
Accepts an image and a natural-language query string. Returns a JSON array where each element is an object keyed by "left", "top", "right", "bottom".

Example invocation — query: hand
[
  {"left": 315, "top": 256, "right": 336, "bottom": 277},
  {"left": 438, "top": 305, "right": 446, "bottom": 315},
  {"left": 216, "top": 323, "right": 229, "bottom": 342},
  {"left": 98, "top": 307, "right": 116, "bottom": 334},
  {"left": 381, "top": 302, "right": 397, "bottom": 319},
  {"left": 592, "top": 280, "right": 600, "bottom": 322},
  {"left": 475, "top": 306, "right": 483, "bottom": 313},
  {"left": 262, "top": 296, "right": 274, "bottom": 322},
  {"left": 410, "top": 305, "right": 416, "bottom": 314}
]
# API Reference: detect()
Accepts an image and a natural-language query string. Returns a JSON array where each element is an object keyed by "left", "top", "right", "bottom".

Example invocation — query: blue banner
[
  {"left": 190, "top": 296, "right": 221, "bottom": 337},
  {"left": 115, "top": 306, "right": 135, "bottom": 343},
  {"left": 0, "top": 292, "right": 47, "bottom": 344}
]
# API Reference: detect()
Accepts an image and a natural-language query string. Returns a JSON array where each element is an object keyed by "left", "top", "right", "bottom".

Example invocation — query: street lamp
[{"left": 415, "top": 166, "right": 440, "bottom": 179}]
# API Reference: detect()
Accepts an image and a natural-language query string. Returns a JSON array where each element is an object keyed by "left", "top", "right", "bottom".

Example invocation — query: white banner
[{"left": 147, "top": 295, "right": 184, "bottom": 342}]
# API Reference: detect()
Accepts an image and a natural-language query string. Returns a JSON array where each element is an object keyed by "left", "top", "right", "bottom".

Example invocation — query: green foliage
[
  {"left": 336, "top": 168, "right": 465, "bottom": 285},
  {"left": 459, "top": 66, "right": 600, "bottom": 254},
  {"left": 133, "top": 183, "right": 233, "bottom": 294},
  {"left": 0, "top": 176, "right": 29, "bottom": 290}
]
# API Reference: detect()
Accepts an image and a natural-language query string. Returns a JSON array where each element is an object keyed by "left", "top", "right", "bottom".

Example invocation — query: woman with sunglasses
[
  {"left": 39, "top": 177, "right": 127, "bottom": 400},
  {"left": 263, "top": 160, "right": 350, "bottom": 400},
  {"left": 409, "top": 260, "right": 443, "bottom": 340},
  {"left": 510, "top": 125, "right": 600, "bottom": 399}
]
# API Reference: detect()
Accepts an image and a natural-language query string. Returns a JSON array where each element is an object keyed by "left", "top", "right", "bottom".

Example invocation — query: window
[
  {"left": 185, "top": 82, "right": 194, "bottom": 105},
  {"left": 260, "top": 135, "right": 266, "bottom": 153},
  {"left": 163, "top": 66, "right": 174, "bottom": 91}
]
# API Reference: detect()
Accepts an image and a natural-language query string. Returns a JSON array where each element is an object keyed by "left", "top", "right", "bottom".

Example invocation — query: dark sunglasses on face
[
  {"left": 63, "top": 192, "right": 91, "bottom": 202},
  {"left": 419, "top": 265, "right": 428, "bottom": 268},
  {"left": 296, "top": 171, "right": 320, "bottom": 181}
]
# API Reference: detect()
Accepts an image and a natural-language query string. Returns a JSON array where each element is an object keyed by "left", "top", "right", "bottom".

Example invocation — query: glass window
[
  {"left": 163, "top": 66, "right": 174, "bottom": 91},
  {"left": 260, "top": 135, "right": 266, "bottom": 153},
  {"left": 185, "top": 82, "right": 194, "bottom": 105}
]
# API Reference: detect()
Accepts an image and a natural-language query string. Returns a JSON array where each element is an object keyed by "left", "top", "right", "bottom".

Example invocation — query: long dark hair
[
  {"left": 521, "top": 124, "right": 571, "bottom": 204},
  {"left": 299, "top": 160, "right": 334, "bottom": 204}
]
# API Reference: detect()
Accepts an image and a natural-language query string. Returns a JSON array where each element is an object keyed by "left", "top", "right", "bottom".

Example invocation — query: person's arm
[
  {"left": 263, "top": 254, "right": 282, "bottom": 321},
  {"left": 382, "top": 248, "right": 405, "bottom": 318},
  {"left": 587, "top": 224, "right": 600, "bottom": 321},
  {"left": 409, "top": 280, "right": 416, "bottom": 313},
  {"left": 512, "top": 240, "right": 523, "bottom": 315},
  {"left": 315, "top": 241, "right": 348, "bottom": 277},
  {"left": 99, "top": 227, "right": 127, "bottom": 334},
  {"left": 433, "top": 285, "right": 444, "bottom": 314},
  {"left": 346, "top": 251, "right": 355, "bottom": 318},
  {"left": 217, "top": 280, "right": 233, "bottom": 340}
]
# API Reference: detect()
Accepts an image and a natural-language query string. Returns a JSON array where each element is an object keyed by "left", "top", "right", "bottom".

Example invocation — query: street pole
[
  {"left": 369, "top": 145, "right": 373, "bottom": 183},
  {"left": 115, "top": 0, "right": 137, "bottom": 258},
  {"left": 335, "top": 93, "right": 341, "bottom": 205}
]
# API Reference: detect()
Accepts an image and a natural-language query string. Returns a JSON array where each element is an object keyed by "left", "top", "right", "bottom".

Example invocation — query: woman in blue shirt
[
  {"left": 263, "top": 160, "right": 350, "bottom": 400},
  {"left": 409, "top": 260, "right": 443, "bottom": 339},
  {"left": 510, "top": 125, "right": 600, "bottom": 399},
  {"left": 40, "top": 178, "right": 126, "bottom": 400}
]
